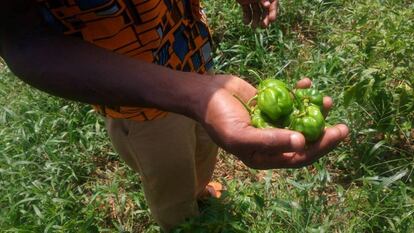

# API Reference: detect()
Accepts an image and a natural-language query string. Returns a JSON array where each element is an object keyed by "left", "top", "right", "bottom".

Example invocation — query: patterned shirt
[{"left": 37, "top": 0, "right": 213, "bottom": 121}]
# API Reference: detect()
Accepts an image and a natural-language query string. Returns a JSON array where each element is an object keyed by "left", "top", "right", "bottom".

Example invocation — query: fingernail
[{"left": 290, "top": 133, "right": 305, "bottom": 151}]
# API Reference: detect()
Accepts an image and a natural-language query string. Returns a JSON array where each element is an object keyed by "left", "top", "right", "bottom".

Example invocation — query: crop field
[{"left": 1, "top": 0, "right": 413, "bottom": 232}]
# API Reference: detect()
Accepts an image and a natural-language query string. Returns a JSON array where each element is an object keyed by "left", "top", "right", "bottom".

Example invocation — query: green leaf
[
  {"left": 253, "top": 194, "right": 265, "bottom": 209},
  {"left": 380, "top": 169, "right": 408, "bottom": 188}
]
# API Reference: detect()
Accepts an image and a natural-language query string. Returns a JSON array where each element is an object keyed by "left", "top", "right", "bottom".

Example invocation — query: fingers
[
  {"left": 240, "top": 0, "right": 278, "bottom": 28},
  {"left": 245, "top": 2, "right": 266, "bottom": 29},
  {"left": 323, "top": 96, "right": 333, "bottom": 116},
  {"left": 260, "top": 0, "right": 271, "bottom": 8},
  {"left": 288, "top": 124, "right": 349, "bottom": 168},
  {"left": 243, "top": 126, "right": 306, "bottom": 153},
  {"left": 247, "top": 124, "right": 348, "bottom": 169},
  {"left": 251, "top": 4, "right": 262, "bottom": 28},
  {"left": 295, "top": 77, "right": 312, "bottom": 89},
  {"left": 261, "top": 0, "right": 278, "bottom": 28},
  {"left": 305, "top": 124, "right": 349, "bottom": 159},
  {"left": 261, "top": 6, "right": 269, "bottom": 28},
  {"left": 267, "top": 0, "right": 278, "bottom": 22},
  {"left": 238, "top": 127, "right": 307, "bottom": 169},
  {"left": 241, "top": 4, "right": 252, "bottom": 25}
]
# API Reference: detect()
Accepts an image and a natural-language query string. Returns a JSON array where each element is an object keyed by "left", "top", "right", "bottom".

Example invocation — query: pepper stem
[
  {"left": 233, "top": 94, "right": 253, "bottom": 114},
  {"left": 246, "top": 95, "right": 258, "bottom": 107},
  {"left": 289, "top": 88, "right": 305, "bottom": 113}
]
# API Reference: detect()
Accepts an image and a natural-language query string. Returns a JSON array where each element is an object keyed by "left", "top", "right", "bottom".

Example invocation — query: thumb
[{"left": 241, "top": 126, "right": 306, "bottom": 154}]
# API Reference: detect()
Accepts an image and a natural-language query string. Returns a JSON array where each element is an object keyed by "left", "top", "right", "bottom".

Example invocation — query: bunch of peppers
[{"left": 246, "top": 79, "right": 325, "bottom": 142}]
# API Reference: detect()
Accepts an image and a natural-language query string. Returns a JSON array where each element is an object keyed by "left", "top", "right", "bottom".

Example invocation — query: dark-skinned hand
[
  {"left": 196, "top": 75, "right": 349, "bottom": 169},
  {"left": 236, "top": 0, "right": 278, "bottom": 28}
]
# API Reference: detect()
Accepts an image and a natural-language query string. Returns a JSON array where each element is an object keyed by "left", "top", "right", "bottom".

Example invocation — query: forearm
[{"left": 1, "top": 28, "right": 212, "bottom": 118}]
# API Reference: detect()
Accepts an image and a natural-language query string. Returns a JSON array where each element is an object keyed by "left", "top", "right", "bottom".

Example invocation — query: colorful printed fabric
[{"left": 37, "top": 0, "right": 213, "bottom": 121}]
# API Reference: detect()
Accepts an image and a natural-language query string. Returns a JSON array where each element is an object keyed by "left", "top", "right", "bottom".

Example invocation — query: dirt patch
[
  {"left": 292, "top": 22, "right": 317, "bottom": 45},
  {"left": 212, "top": 149, "right": 285, "bottom": 185}
]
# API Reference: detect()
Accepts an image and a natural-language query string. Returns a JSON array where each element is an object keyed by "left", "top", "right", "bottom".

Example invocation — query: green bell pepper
[
  {"left": 294, "top": 88, "right": 324, "bottom": 111},
  {"left": 251, "top": 108, "right": 274, "bottom": 129},
  {"left": 257, "top": 85, "right": 293, "bottom": 121},
  {"left": 286, "top": 104, "right": 325, "bottom": 142},
  {"left": 258, "top": 79, "right": 287, "bottom": 90}
]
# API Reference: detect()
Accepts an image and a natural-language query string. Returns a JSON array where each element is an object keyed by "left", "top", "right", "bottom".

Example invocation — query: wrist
[
  {"left": 180, "top": 73, "right": 218, "bottom": 122},
  {"left": 185, "top": 74, "right": 244, "bottom": 123}
]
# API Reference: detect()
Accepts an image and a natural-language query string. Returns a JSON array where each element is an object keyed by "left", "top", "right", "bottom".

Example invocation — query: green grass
[{"left": 1, "top": 0, "right": 413, "bottom": 232}]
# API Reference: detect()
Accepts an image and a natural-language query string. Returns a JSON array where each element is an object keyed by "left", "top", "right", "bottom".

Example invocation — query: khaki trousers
[{"left": 105, "top": 113, "right": 218, "bottom": 232}]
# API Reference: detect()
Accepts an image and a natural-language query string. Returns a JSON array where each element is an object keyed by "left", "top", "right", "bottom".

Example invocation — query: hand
[
  {"left": 196, "top": 76, "right": 349, "bottom": 169},
  {"left": 237, "top": 0, "right": 278, "bottom": 28}
]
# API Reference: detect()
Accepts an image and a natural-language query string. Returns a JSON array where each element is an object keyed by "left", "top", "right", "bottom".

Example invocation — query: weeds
[{"left": 1, "top": 0, "right": 413, "bottom": 232}]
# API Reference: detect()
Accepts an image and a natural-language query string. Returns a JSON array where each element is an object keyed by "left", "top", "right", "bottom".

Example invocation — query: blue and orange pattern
[{"left": 37, "top": 0, "right": 213, "bottom": 121}]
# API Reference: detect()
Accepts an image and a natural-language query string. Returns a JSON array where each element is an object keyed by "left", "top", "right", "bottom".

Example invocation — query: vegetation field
[{"left": 1, "top": 0, "right": 413, "bottom": 232}]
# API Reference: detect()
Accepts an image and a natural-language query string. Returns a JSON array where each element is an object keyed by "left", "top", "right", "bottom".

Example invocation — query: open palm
[{"left": 197, "top": 75, "right": 349, "bottom": 169}]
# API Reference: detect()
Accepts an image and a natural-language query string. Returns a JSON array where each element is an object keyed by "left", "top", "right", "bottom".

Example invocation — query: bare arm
[
  {"left": 0, "top": 1, "right": 212, "bottom": 118},
  {"left": 0, "top": 1, "right": 349, "bottom": 170}
]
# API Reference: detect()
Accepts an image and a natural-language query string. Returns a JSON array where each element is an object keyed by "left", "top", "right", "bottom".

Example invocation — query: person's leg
[
  {"left": 105, "top": 113, "right": 200, "bottom": 232},
  {"left": 194, "top": 122, "right": 220, "bottom": 197}
]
